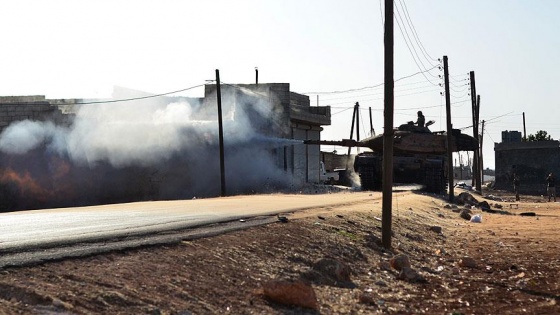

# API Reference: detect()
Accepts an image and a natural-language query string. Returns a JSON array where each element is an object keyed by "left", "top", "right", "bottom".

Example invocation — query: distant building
[
  {"left": 501, "top": 130, "right": 522, "bottom": 143},
  {"left": 494, "top": 130, "right": 560, "bottom": 194},
  {"left": 453, "top": 164, "right": 472, "bottom": 180}
]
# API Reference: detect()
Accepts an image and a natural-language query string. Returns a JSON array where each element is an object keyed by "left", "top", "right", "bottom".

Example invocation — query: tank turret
[{"left": 304, "top": 125, "right": 478, "bottom": 193}]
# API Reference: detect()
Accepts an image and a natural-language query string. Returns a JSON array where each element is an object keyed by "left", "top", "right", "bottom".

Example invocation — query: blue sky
[{"left": 2, "top": 0, "right": 559, "bottom": 169}]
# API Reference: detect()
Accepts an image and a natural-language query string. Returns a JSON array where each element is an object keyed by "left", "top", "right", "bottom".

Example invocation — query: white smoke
[
  {"left": 0, "top": 120, "right": 64, "bottom": 155},
  {"left": 0, "top": 100, "right": 215, "bottom": 167},
  {"left": 66, "top": 100, "right": 215, "bottom": 167},
  {"left": 0, "top": 86, "right": 297, "bottom": 206}
]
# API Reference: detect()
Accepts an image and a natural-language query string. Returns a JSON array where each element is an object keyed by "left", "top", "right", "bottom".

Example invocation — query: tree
[{"left": 525, "top": 130, "right": 553, "bottom": 141}]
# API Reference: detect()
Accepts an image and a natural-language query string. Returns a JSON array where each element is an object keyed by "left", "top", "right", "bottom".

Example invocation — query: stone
[
  {"left": 460, "top": 210, "right": 472, "bottom": 220},
  {"left": 390, "top": 254, "right": 411, "bottom": 271},
  {"left": 364, "top": 233, "right": 383, "bottom": 250},
  {"left": 429, "top": 226, "right": 442, "bottom": 234},
  {"left": 311, "top": 258, "right": 352, "bottom": 284},
  {"left": 358, "top": 292, "right": 377, "bottom": 305},
  {"left": 262, "top": 279, "right": 318, "bottom": 310},
  {"left": 478, "top": 201, "right": 491, "bottom": 211},
  {"left": 456, "top": 192, "right": 479, "bottom": 206},
  {"left": 458, "top": 257, "right": 477, "bottom": 268},
  {"left": 397, "top": 267, "right": 427, "bottom": 283},
  {"left": 378, "top": 261, "right": 392, "bottom": 271}
]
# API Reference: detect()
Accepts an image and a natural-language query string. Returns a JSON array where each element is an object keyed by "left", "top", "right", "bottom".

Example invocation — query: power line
[
  {"left": 302, "top": 65, "right": 439, "bottom": 95},
  {"left": 331, "top": 102, "right": 451, "bottom": 112},
  {"left": 449, "top": 85, "right": 468, "bottom": 93},
  {"left": 55, "top": 84, "right": 207, "bottom": 106},
  {"left": 457, "top": 111, "right": 516, "bottom": 131},
  {"left": 397, "top": 0, "right": 438, "bottom": 68},
  {"left": 394, "top": 3, "right": 440, "bottom": 86},
  {"left": 331, "top": 106, "right": 356, "bottom": 116},
  {"left": 319, "top": 83, "right": 439, "bottom": 102},
  {"left": 323, "top": 87, "right": 442, "bottom": 106},
  {"left": 484, "top": 128, "right": 496, "bottom": 143},
  {"left": 450, "top": 91, "right": 469, "bottom": 99},
  {"left": 399, "top": 0, "right": 439, "bottom": 63}
]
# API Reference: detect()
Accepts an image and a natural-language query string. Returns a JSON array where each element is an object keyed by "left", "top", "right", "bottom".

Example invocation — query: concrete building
[
  {"left": 0, "top": 96, "right": 69, "bottom": 132},
  {"left": 202, "top": 83, "right": 331, "bottom": 185},
  {"left": 494, "top": 130, "right": 560, "bottom": 194}
]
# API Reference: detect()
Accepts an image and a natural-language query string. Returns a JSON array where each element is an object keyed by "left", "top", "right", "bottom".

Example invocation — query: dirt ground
[{"left": 0, "top": 188, "right": 559, "bottom": 314}]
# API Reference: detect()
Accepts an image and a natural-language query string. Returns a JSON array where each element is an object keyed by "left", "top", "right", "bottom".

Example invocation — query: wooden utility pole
[
  {"left": 444, "top": 56, "right": 454, "bottom": 203},
  {"left": 355, "top": 102, "right": 360, "bottom": 153},
  {"left": 476, "top": 95, "right": 482, "bottom": 192},
  {"left": 369, "top": 107, "right": 375, "bottom": 136},
  {"left": 382, "top": 0, "right": 394, "bottom": 249},
  {"left": 356, "top": 102, "right": 360, "bottom": 142},
  {"left": 469, "top": 71, "right": 479, "bottom": 190},
  {"left": 480, "top": 119, "right": 485, "bottom": 184},
  {"left": 523, "top": 112, "right": 527, "bottom": 140},
  {"left": 347, "top": 104, "right": 358, "bottom": 156},
  {"left": 216, "top": 69, "right": 226, "bottom": 197}
]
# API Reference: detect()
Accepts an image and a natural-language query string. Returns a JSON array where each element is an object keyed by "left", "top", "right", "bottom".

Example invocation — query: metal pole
[
  {"left": 444, "top": 56, "right": 454, "bottom": 203},
  {"left": 216, "top": 69, "right": 226, "bottom": 197},
  {"left": 382, "top": 0, "right": 394, "bottom": 250}
]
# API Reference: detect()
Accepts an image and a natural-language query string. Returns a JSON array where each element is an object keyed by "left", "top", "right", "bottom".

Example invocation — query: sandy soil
[{"left": 0, "top": 188, "right": 558, "bottom": 314}]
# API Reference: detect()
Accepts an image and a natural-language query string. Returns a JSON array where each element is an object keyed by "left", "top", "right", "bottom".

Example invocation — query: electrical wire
[
  {"left": 394, "top": 4, "right": 440, "bottom": 86},
  {"left": 400, "top": 0, "right": 439, "bottom": 63},
  {"left": 322, "top": 87, "right": 442, "bottom": 106},
  {"left": 53, "top": 83, "right": 208, "bottom": 106},
  {"left": 396, "top": 0, "right": 439, "bottom": 69},
  {"left": 457, "top": 111, "right": 516, "bottom": 131},
  {"left": 484, "top": 128, "right": 496, "bottom": 143},
  {"left": 319, "top": 83, "right": 440, "bottom": 102},
  {"left": 331, "top": 106, "right": 355, "bottom": 116},
  {"left": 302, "top": 65, "right": 439, "bottom": 95}
]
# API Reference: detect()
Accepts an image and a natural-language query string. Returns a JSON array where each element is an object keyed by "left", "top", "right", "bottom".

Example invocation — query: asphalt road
[{"left": 0, "top": 192, "right": 375, "bottom": 268}]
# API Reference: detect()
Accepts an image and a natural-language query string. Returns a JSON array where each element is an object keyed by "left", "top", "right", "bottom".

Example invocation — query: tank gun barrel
[{"left": 303, "top": 139, "right": 368, "bottom": 147}]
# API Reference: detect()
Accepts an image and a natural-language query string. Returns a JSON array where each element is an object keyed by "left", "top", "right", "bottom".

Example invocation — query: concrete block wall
[
  {"left": 0, "top": 97, "right": 68, "bottom": 133},
  {"left": 495, "top": 141, "right": 560, "bottom": 194}
]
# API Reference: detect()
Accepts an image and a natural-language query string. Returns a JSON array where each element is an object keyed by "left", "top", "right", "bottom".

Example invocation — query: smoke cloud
[{"left": 0, "top": 87, "right": 299, "bottom": 211}]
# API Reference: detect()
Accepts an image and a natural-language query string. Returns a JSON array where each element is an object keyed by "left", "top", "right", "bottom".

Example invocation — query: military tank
[{"left": 304, "top": 121, "right": 478, "bottom": 193}]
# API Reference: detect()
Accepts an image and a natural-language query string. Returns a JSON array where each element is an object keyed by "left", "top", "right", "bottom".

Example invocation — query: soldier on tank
[{"left": 415, "top": 111, "right": 425, "bottom": 128}]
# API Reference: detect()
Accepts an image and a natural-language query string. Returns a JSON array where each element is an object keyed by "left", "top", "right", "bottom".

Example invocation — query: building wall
[
  {"left": 495, "top": 140, "right": 560, "bottom": 194},
  {"left": 0, "top": 96, "right": 68, "bottom": 133}
]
